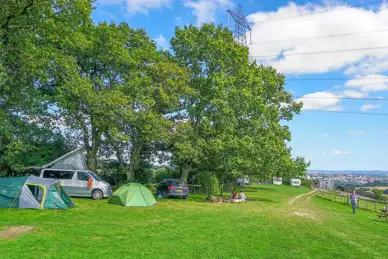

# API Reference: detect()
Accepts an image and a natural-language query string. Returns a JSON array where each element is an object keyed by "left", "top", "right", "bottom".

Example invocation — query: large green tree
[
  {"left": 0, "top": 0, "right": 92, "bottom": 171},
  {"left": 54, "top": 22, "right": 189, "bottom": 178},
  {"left": 170, "top": 24, "right": 306, "bottom": 182}
]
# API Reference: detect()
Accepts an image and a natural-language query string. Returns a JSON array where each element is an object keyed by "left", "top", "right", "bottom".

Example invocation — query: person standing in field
[{"left": 349, "top": 190, "right": 358, "bottom": 214}]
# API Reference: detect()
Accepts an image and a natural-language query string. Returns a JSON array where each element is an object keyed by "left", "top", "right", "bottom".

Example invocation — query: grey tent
[{"left": 0, "top": 175, "right": 74, "bottom": 209}]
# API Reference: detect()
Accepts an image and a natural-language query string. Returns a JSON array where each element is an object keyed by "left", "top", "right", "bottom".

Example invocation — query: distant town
[{"left": 307, "top": 170, "right": 388, "bottom": 187}]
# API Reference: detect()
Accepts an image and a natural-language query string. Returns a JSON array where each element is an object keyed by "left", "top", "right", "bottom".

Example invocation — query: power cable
[
  {"left": 256, "top": 0, "right": 383, "bottom": 24},
  {"left": 251, "top": 28, "right": 388, "bottom": 45},
  {"left": 303, "top": 110, "right": 388, "bottom": 116},
  {"left": 286, "top": 77, "right": 388, "bottom": 81},
  {"left": 296, "top": 96, "right": 388, "bottom": 101},
  {"left": 253, "top": 45, "right": 388, "bottom": 58}
]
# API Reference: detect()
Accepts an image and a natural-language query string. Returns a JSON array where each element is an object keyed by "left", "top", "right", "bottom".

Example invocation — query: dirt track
[{"left": 288, "top": 190, "right": 317, "bottom": 205}]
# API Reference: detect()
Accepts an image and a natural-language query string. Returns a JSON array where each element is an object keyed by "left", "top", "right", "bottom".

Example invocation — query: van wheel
[{"left": 92, "top": 190, "right": 103, "bottom": 200}]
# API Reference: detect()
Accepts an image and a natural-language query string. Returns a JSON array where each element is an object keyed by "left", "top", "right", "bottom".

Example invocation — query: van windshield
[{"left": 89, "top": 172, "right": 102, "bottom": 181}]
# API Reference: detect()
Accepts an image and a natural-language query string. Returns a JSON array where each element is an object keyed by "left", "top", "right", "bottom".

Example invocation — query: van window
[
  {"left": 43, "top": 170, "right": 74, "bottom": 180},
  {"left": 77, "top": 172, "right": 90, "bottom": 181},
  {"left": 89, "top": 172, "right": 101, "bottom": 181}
]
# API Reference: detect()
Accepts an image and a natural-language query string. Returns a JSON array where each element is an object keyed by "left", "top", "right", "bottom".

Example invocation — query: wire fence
[{"left": 317, "top": 190, "right": 388, "bottom": 212}]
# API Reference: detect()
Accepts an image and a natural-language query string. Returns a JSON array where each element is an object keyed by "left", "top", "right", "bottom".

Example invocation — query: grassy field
[{"left": 1, "top": 185, "right": 387, "bottom": 259}]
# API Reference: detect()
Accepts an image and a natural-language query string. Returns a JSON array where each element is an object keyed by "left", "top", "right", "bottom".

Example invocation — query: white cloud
[
  {"left": 360, "top": 104, "right": 381, "bottom": 111},
  {"left": 247, "top": 2, "right": 388, "bottom": 74},
  {"left": 154, "top": 35, "right": 169, "bottom": 49},
  {"left": 98, "top": 0, "right": 123, "bottom": 4},
  {"left": 347, "top": 131, "right": 365, "bottom": 135},
  {"left": 99, "top": 0, "right": 172, "bottom": 15},
  {"left": 343, "top": 90, "right": 368, "bottom": 98},
  {"left": 345, "top": 74, "right": 388, "bottom": 92},
  {"left": 183, "top": 0, "right": 233, "bottom": 26},
  {"left": 345, "top": 55, "right": 388, "bottom": 76},
  {"left": 297, "top": 91, "right": 342, "bottom": 110},
  {"left": 332, "top": 150, "right": 350, "bottom": 155}
]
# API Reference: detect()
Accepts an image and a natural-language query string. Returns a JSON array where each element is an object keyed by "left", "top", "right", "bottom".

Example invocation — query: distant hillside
[{"left": 307, "top": 170, "right": 388, "bottom": 175}]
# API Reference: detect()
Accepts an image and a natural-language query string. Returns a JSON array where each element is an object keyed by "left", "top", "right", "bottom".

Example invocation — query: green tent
[
  {"left": 0, "top": 175, "right": 74, "bottom": 209},
  {"left": 109, "top": 183, "right": 156, "bottom": 207}
]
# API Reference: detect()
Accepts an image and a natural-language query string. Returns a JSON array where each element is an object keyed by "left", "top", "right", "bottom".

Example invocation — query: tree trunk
[
  {"left": 86, "top": 148, "right": 98, "bottom": 172},
  {"left": 181, "top": 163, "right": 192, "bottom": 183},
  {"left": 84, "top": 121, "right": 102, "bottom": 172},
  {"left": 127, "top": 139, "right": 143, "bottom": 181},
  {"left": 106, "top": 133, "right": 127, "bottom": 177}
]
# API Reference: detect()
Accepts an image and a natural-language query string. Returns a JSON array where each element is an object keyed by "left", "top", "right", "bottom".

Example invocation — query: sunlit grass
[{"left": 1, "top": 185, "right": 387, "bottom": 258}]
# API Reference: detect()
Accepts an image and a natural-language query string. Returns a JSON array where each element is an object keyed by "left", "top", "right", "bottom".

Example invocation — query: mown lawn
[{"left": 1, "top": 185, "right": 387, "bottom": 259}]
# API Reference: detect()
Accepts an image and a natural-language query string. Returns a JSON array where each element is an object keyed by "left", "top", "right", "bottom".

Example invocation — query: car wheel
[
  {"left": 92, "top": 189, "right": 103, "bottom": 200},
  {"left": 183, "top": 196, "right": 188, "bottom": 199}
]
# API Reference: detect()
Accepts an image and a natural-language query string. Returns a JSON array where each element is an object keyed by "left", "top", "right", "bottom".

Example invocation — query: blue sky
[{"left": 92, "top": 0, "right": 388, "bottom": 170}]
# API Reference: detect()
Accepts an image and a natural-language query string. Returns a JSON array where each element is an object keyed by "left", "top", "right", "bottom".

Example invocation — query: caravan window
[{"left": 43, "top": 170, "right": 74, "bottom": 180}]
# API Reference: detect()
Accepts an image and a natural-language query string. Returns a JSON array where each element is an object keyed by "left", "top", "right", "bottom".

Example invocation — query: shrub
[
  {"left": 372, "top": 189, "right": 384, "bottom": 201},
  {"left": 301, "top": 179, "right": 313, "bottom": 187},
  {"left": 193, "top": 172, "right": 220, "bottom": 195}
]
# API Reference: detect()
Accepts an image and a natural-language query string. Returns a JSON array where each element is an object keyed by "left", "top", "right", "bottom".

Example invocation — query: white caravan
[
  {"left": 273, "top": 177, "right": 282, "bottom": 185},
  {"left": 290, "top": 179, "right": 301, "bottom": 187}
]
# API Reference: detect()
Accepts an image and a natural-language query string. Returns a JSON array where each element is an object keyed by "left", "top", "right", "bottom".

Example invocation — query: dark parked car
[{"left": 157, "top": 179, "right": 189, "bottom": 199}]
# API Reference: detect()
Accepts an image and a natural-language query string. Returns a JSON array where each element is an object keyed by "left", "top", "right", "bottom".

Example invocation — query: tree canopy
[{"left": 0, "top": 2, "right": 309, "bottom": 184}]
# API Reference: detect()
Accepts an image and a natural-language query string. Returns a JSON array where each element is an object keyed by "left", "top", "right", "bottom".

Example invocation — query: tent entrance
[
  {"left": 22, "top": 183, "right": 47, "bottom": 209},
  {"left": 27, "top": 184, "right": 44, "bottom": 204}
]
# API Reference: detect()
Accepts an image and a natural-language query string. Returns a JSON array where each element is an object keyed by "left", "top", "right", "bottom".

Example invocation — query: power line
[
  {"left": 257, "top": 0, "right": 383, "bottom": 24},
  {"left": 286, "top": 77, "right": 388, "bottom": 81},
  {"left": 303, "top": 110, "right": 388, "bottom": 116},
  {"left": 253, "top": 46, "right": 388, "bottom": 58},
  {"left": 296, "top": 96, "right": 388, "bottom": 101},
  {"left": 251, "top": 28, "right": 388, "bottom": 45}
]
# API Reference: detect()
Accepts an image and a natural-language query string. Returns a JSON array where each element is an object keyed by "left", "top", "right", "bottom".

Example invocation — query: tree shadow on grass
[
  {"left": 369, "top": 218, "right": 388, "bottom": 224},
  {"left": 248, "top": 197, "right": 276, "bottom": 203},
  {"left": 244, "top": 187, "right": 276, "bottom": 192}
]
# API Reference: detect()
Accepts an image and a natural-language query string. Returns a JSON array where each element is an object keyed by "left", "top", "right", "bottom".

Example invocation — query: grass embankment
[{"left": 0, "top": 185, "right": 387, "bottom": 259}]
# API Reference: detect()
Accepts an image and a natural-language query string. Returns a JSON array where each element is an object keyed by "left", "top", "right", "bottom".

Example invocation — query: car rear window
[{"left": 170, "top": 179, "right": 184, "bottom": 185}]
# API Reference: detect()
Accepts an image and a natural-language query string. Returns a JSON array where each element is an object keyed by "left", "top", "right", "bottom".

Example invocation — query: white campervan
[
  {"left": 38, "top": 148, "right": 112, "bottom": 200},
  {"left": 39, "top": 169, "right": 112, "bottom": 200}
]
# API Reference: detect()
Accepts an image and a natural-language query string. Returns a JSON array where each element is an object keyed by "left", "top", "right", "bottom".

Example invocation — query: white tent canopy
[{"left": 43, "top": 148, "right": 88, "bottom": 170}]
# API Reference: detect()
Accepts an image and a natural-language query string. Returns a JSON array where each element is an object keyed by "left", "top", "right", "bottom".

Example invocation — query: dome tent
[
  {"left": 109, "top": 183, "right": 156, "bottom": 207},
  {"left": 0, "top": 176, "right": 74, "bottom": 209}
]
